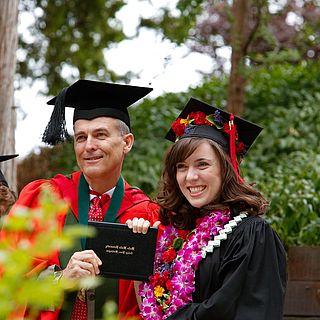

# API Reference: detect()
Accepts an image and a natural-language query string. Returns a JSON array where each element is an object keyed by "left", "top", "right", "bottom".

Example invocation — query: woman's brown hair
[{"left": 156, "top": 138, "right": 268, "bottom": 229}]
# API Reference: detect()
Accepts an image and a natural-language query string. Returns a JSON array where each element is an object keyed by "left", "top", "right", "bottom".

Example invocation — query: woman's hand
[{"left": 126, "top": 218, "right": 161, "bottom": 234}]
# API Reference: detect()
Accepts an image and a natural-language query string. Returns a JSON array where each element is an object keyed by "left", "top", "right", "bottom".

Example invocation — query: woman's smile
[{"left": 187, "top": 185, "right": 206, "bottom": 196}]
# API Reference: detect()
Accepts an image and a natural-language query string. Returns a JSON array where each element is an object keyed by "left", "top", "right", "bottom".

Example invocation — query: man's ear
[{"left": 123, "top": 133, "right": 134, "bottom": 154}]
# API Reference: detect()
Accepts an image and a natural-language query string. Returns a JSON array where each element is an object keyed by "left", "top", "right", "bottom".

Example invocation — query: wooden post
[{"left": 283, "top": 246, "right": 320, "bottom": 319}]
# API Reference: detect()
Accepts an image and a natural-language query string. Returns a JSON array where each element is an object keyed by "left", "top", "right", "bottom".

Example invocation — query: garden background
[{"left": 0, "top": 0, "right": 319, "bottom": 318}]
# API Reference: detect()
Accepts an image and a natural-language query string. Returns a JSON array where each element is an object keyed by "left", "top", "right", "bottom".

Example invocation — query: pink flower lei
[{"left": 139, "top": 209, "right": 231, "bottom": 319}]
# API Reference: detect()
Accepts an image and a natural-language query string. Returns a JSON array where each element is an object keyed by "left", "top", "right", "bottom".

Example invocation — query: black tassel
[{"left": 42, "top": 87, "right": 71, "bottom": 145}]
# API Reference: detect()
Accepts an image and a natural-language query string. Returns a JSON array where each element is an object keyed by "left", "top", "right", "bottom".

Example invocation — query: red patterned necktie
[
  {"left": 88, "top": 191, "right": 111, "bottom": 221},
  {"left": 70, "top": 192, "right": 110, "bottom": 320}
]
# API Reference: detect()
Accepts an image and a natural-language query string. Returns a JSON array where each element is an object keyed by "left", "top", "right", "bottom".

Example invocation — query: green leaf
[{"left": 173, "top": 237, "right": 184, "bottom": 250}]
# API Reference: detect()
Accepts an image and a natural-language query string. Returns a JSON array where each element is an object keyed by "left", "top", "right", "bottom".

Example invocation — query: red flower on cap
[
  {"left": 172, "top": 118, "right": 187, "bottom": 137},
  {"left": 189, "top": 111, "right": 208, "bottom": 125}
]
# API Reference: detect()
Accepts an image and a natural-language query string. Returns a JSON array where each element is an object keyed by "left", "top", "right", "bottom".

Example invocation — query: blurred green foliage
[
  {"left": 18, "top": 0, "right": 129, "bottom": 94},
  {"left": 140, "top": 0, "right": 320, "bottom": 65},
  {"left": 0, "top": 188, "right": 95, "bottom": 318},
  {"left": 0, "top": 188, "right": 128, "bottom": 319},
  {"left": 18, "top": 61, "right": 320, "bottom": 247},
  {"left": 243, "top": 62, "right": 320, "bottom": 247}
]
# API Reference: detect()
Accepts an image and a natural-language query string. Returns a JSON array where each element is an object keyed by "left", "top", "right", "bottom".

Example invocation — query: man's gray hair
[{"left": 117, "top": 119, "right": 130, "bottom": 136}]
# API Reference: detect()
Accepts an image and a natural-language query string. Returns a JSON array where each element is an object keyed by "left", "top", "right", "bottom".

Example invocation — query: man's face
[{"left": 74, "top": 117, "right": 133, "bottom": 184}]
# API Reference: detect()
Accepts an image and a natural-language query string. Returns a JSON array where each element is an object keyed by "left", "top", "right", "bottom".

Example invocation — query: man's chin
[{"left": 82, "top": 168, "right": 102, "bottom": 179}]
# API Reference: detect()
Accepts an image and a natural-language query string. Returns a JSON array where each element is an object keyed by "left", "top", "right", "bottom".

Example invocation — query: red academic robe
[{"left": 2, "top": 171, "right": 159, "bottom": 319}]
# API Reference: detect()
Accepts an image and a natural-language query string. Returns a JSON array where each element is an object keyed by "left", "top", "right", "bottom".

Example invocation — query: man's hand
[
  {"left": 126, "top": 218, "right": 161, "bottom": 234},
  {"left": 62, "top": 249, "right": 102, "bottom": 279}
]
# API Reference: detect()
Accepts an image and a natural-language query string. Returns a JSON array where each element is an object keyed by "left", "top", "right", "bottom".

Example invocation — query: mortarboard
[
  {"left": 165, "top": 97, "right": 262, "bottom": 180},
  {"left": 42, "top": 80, "right": 153, "bottom": 145},
  {"left": 0, "top": 154, "right": 19, "bottom": 187}
]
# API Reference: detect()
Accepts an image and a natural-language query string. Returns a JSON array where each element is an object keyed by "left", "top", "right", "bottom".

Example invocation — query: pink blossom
[{"left": 139, "top": 209, "right": 231, "bottom": 319}]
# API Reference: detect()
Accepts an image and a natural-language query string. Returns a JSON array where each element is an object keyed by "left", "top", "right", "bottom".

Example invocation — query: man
[
  {"left": 0, "top": 154, "right": 18, "bottom": 215},
  {"left": 5, "top": 80, "right": 159, "bottom": 319}
]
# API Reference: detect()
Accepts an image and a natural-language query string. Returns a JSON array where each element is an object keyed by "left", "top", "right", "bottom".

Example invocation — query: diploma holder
[{"left": 86, "top": 221, "right": 158, "bottom": 281}]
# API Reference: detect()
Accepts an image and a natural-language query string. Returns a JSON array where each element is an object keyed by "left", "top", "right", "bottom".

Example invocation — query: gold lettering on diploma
[{"left": 105, "top": 244, "right": 135, "bottom": 255}]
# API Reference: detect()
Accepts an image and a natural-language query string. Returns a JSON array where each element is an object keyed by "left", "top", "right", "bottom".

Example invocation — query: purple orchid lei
[{"left": 139, "top": 209, "right": 231, "bottom": 319}]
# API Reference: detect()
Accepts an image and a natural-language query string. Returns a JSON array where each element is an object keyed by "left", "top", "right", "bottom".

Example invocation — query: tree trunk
[
  {"left": 0, "top": 0, "right": 19, "bottom": 190},
  {"left": 227, "top": 0, "right": 248, "bottom": 116}
]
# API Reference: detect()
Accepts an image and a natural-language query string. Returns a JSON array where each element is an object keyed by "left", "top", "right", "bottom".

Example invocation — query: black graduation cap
[
  {"left": 0, "top": 154, "right": 18, "bottom": 187},
  {"left": 42, "top": 80, "right": 153, "bottom": 145},
  {"left": 166, "top": 97, "right": 263, "bottom": 159}
]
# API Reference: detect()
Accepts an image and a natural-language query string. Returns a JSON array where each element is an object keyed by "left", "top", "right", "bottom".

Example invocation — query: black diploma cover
[{"left": 86, "top": 221, "right": 158, "bottom": 281}]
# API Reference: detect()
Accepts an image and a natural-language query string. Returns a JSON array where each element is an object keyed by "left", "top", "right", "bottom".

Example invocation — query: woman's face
[{"left": 176, "top": 141, "right": 222, "bottom": 208}]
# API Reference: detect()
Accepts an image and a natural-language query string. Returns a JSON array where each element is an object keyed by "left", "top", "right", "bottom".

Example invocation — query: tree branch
[{"left": 243, "top": 0, "right": 264, "bottom": 55}]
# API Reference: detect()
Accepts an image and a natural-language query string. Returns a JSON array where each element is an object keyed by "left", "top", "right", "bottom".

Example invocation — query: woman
[{"left": 128, "top": 98, "right": 286, "bottom": 320}]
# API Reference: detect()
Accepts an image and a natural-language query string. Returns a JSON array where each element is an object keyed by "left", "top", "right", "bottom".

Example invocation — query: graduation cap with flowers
[
  {"left": 42, "top": 79, "right": 153, "bottom": 145},
  {"left": 165, "top": 97, "right": 263, "bottom": 181},
  {"left": 0, "top": 154, "right": 18, "bottom": 187}
]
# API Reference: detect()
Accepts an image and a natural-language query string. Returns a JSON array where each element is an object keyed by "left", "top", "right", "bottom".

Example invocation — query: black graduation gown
[{"left": 167, "top": 216, "right": 287, "bottom": 320}]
